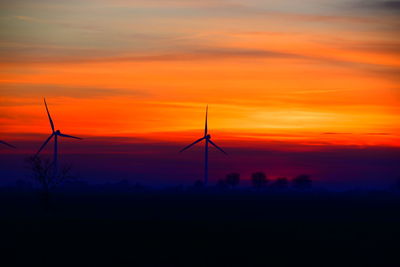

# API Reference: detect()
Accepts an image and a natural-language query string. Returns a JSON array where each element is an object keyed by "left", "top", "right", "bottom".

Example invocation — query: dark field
[{"left": 1, "top": 189, "right": 399, "bottom": 266}]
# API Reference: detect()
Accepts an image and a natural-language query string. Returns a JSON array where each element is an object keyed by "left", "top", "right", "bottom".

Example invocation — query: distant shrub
[
  {"left": 193, "top": 179, "right": 204, "bottom": 188},
  {"left": 216, "top": 179, "right": 228, "bottom": 190},
  {"left": 272, "top": 177, "right": 289, "bottom": 190},
  {"left": 225, "top": 173, "right": 240, "bottom": 188},
  {"left": 292, "top": 174, "right": 312, "bottom": 190},
  {"left": 251, "top": 172, "right": 268, "bottom": 189}
]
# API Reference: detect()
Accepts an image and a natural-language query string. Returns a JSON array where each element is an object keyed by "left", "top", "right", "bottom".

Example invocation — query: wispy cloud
[
  {"left": 0, "top": 44, "right": 302, "bottom": 63},
  {"left": 322, "top": 132, "right": 352, "bottom": 135},
  {"left": 353, "top": 0, "right": 400, "bottom": 12},
  {"left": 1, "top": 84, "right": 149, "bottom": 99},
  {"left": 365, "top": 132, "right": 391, "bottom": 135},
  {"left": 1, "top": 42, "right": 398, "bottom": 74}
]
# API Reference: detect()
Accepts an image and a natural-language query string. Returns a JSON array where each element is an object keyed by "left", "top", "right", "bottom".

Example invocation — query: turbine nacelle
[
  {"left": 205, "top": 134, "right": 211, "bottom": 139},
  {"left": 35, "top": 98, "right": 82, "bottom": 158}
]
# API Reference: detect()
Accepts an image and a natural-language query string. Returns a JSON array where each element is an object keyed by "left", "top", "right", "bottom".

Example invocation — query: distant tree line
[
  {"left": 212, "top": 172, "right": 312, "bottom": 190},
  {"left": 27, "top": 156, "right": 312, "bottom": 193}
]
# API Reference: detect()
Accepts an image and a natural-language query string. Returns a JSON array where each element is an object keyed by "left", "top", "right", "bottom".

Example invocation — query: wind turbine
[
  {"left": 0, "top": 141, "right": 16, "bottom": 148},
  {"left": 180, "top": 105, "right": 227, "bottom": 186},
  {"left": 35, "top": 98, "right": 82, "bottom": 178}
]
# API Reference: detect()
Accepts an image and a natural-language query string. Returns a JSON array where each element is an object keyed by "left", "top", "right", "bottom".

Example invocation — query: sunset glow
[{"left": 1, "top": 1, "right": 400, "bottom": 187}]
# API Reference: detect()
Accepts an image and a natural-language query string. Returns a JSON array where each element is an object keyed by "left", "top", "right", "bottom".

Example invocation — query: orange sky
[{"left": 1, "top": 0, "right": 399, "bottom": 148}]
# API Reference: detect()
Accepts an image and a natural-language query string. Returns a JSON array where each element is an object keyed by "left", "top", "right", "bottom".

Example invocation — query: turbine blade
[
  {"left": 35, "top": 133, "right": 54, "bottom": 156},
  {"left": 58, "top": 132, "right": 82, "bottom": 140},
  {"left": 44, "top": 98, "right": 55, "bottom": 132},
  {"left": 0, "top": 140, "right": 16, "bottom": 148},
  {"left": 180, "top": 137, "right": 205, "bottom": 153},
  {"left": 204, "top": 105, "right": 208, "bottom": 136},
  {"left": 208, "top": 139, "right": 227, "bottom": 155}
]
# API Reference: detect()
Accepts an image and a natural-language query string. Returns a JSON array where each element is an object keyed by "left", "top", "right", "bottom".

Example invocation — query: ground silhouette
[{"left": 0, "top": 185, "right": 399, "bottom": 267}]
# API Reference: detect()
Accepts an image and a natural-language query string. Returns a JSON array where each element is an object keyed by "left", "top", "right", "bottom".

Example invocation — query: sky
[{"left": 1, "top": 0, "right": 399, "bottom": 188}]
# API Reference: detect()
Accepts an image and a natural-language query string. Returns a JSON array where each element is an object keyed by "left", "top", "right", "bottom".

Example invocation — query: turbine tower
[
  {"left": 0, "top": 141, "right": 16, "bottom": 148},
  {"left": 35, "top": 98, "right": 82, "bottom": 179},
  {"left": 180, "top": 105, "right": 227, "bottom": 186}
]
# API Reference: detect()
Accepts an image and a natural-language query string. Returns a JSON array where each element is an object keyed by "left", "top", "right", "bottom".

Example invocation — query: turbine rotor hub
[{"left": 206, "top": 134, "right": 211, "bottom": 139}]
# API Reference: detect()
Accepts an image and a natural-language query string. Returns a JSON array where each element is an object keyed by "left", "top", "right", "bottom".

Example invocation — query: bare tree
[
  {"left": 251, "top": 172, "right": 268, "bottom": 189},
  {"left": 26, "top": 156, "right": 72, "bottom": 193},
  {"left": 26, "top": 156, "right": 73, "bottom": 210}
]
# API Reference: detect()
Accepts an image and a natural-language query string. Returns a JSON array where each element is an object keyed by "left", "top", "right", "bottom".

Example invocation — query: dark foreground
[{"left": 1, "top": 189, "right": 399, "bottom": 266}]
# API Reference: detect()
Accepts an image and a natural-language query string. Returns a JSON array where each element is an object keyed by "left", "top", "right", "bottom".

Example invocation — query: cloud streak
[
  {"left": 1, "top": 84, "right": 148, "bottom": 99},
  {"left": 355, "top": 1, "right": 400, "bottom": 12}
]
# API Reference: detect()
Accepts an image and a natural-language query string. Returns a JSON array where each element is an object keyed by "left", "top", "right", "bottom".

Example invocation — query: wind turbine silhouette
[
  {"left": 0, "top": 141, "right": 16, "bottom": 148},
  {"left": 35, "top": 98, "right": 82, "bottom": 178},
  {"left": 180, "top": 105, "right": 227, "bottom": 186}
]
